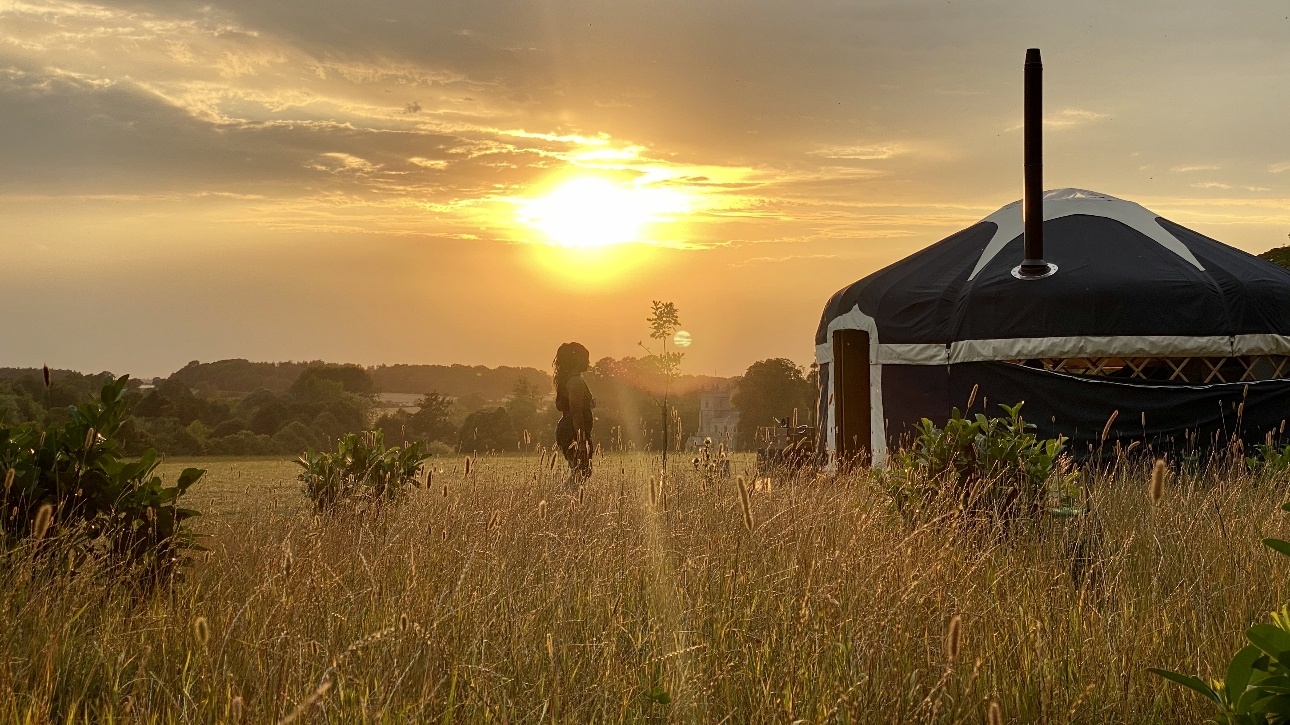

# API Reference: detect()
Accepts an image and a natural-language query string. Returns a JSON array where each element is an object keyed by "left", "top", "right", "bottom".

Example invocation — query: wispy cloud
[
  {"left": 1191, "top": 181, "right": 1271, "bottom": 192},
  {"left": 730, "top": 253, "right": 838, "bottom": 267},
  {"left": 1006, "top": 107, "right": 1109, "bottom": 132},
  {"left": 808, "top": 144, "right": 905, "bottom": 160},
  {"left": 1172, "top": 164, "right": 1220, "bottom": 173},
  {"left": 1270, "top": 161, "right": 1290, "bottom": 173},
  {"left": 307, "top": 152, "right": 380, "bottom": 174}
]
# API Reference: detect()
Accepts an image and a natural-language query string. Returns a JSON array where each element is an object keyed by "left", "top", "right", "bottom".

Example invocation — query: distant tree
[
  {"left": 505, "top": 377, "right": 545, "bottom": 451},
  {"left": 456, "top": 391, "right": 487, "bottom": 417},
  {"left": 731, "top": 358, "right": 815, "bottom": 449},
  {"left": 211, "top": 419, "right": 248, "bottom": 438},
  {"left": 0, "top": 385, "right": 45, "bottom": 426},
  {"left": 290, "top": 364, "right": 375, "bottom": 400},
  {"left": 273, "top": 421, "right": 323, "bottom": 455},
  {"left": 168, "top": 359, "right": 313, "bottom": 394},
  {"left": 309, "top": 411, "right": 346, "bottom": 444},
  {"left": 205, "top": 430, "right": 275, "bottom": 456},
  {"left": 134, "top": 378, "right": 231, "bottom": 427},
  {"left": 248, "top": 400, "right": 291, "bottom": 436},
  {"left": 458, "top": 407, "right": 516, "bottom": 453},
  {"left": 641, "top": 301, "right": 684, "bottom": 461},
  {"left": 1259, "top": 241, "right": 1290, "bottom": 270},
  {"left": 135, "top": 417, "right": 205, "bottom": 456},
  {"left": 405, "top": 392, "right": 461, "bottom": 443}
]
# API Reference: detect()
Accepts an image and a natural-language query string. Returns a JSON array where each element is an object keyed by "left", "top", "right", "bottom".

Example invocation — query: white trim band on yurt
[{"left": 815, "top": 332, "right": 1290, "bottom": 366}]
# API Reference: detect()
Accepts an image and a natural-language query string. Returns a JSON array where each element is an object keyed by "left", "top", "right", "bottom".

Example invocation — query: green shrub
[
  {"left": 426, "top": 440, "right": 454, "bottom": 457},
  {"left": 1150, "top": 502, "right": 1290, "bottom": 723},
  {"left": 205, "top": 430, "right": 275, "bottom": 456},
  {"left": 1247, "top": 441, "right": 1290, "bottom": 476},
  {"left": 882, "top": 402, "right": 1078, "bottom": 527},
  {"left": 297, "top": 430, "right": 430, "bottom": 512},
  {"left": 0, "top": 375, "right": 204, "bottom": 580}
]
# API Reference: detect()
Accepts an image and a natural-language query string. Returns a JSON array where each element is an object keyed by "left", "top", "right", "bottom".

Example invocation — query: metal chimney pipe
[{"left": 1017, "top": 47, "right": 1053, "bottom": 279}]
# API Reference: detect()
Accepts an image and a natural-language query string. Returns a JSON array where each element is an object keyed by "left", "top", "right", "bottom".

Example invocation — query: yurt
[{"left": 814, "top": 50, "right": 1290, "bottom": 468}]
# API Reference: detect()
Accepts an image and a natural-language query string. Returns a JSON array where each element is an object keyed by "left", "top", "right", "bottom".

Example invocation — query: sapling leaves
[
  {"left": 1265, "top": 539, "right": 1290, "bottom": 558},
  {"left": 0, "top": 375, "right": 206, "bottom": 582},
  {"left": 1146, "top": 668, "right": 1223, "bottom": 705}
]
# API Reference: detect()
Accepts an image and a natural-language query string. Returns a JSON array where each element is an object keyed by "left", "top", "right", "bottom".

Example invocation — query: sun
[{"left": 516, "top": 176, "right": 689, "bottom": 248}]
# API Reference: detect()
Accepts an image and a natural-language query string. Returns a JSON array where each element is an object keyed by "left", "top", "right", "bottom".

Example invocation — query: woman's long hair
[{"left": 553, "top": 342, "right": 590, "bottom": 413}]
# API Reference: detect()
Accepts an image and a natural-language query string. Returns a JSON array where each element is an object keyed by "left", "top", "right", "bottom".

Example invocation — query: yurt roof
[{"left": 816, "top": 189, "right": 1290, "bottom": 362}]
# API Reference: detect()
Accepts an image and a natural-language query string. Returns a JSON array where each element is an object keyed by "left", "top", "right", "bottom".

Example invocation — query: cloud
[
  {"left": 408, "top": 157, "right": 448, "bottom": 169},
  {"left": 1270, "top": 161, "right": 1290, "bottom": 173},
  {"left": 308, "top": 152, "right": 380, "bottom": 174},
  {"left": 809, "top": 144, "right": 905, "bottom": 161},
  {"left": 1048, "top": 108, "right": 1111, "bottom": 127},
  {"left": 1191, "top": 182, "right": 1272, "bottom": 192},
  {"left": 1172, "top": 164, "right": 1221, "bottom": 172},
  {"left": 730, "top": 254, "right": 838, "bottom": 267},
  {"left": 1005, "top": 108, "right": 1109, "bottom": 132}
]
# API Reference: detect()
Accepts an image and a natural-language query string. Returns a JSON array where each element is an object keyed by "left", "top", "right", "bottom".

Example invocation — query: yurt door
[{"left": 833, "top": 329, "right": 871, "bottom": 469}]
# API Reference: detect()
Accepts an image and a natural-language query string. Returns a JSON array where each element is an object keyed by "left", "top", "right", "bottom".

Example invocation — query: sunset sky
[{"left": 3, "top": 0, "right": 1290, "bottom": 378}]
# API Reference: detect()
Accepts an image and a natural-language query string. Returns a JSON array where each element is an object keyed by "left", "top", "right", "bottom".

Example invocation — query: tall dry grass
[{"left": 0, "top": 453, "right": 1287, "bottom": 723}]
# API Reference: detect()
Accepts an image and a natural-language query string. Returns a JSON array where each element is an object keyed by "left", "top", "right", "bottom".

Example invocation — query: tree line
[{"left": 0, "top": 356, "right": 817, "bottom": 456}]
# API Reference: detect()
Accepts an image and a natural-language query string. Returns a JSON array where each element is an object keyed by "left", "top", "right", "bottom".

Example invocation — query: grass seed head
[
  {"left": 33, "top": 503, "right": 53, "bottom": 541},
  {"left": 230, "top": 695, "right": 243, "bottom": 721},
  {"left": 650, "top": 476, "right": 659, "bottom": 506},
  {"left": 399, "top": 613, "right": 409, "bottom": 632},
  {"left": 193, "top": 616, "right": 210, "bottom": 646},
  {"left": 42, "top": 364, "right": 50, "bottom": 388},
  {"left": 1101, "top": 409, "right": 1119, "bottom": 442},
  {"left": 1150, "top": 459, "right": 1166, "bottom": 504},
  {"left": 4, "top": 468, "right": 13, "bottom": 495},
  {"left": 736, "top": 476, "right": 754, "bottom": 531},
  {"left": 946, "top": 614, "right": 962, "bottom": 662},
  {"left": 538, "top": 500, "right": 547, "bottom": 519},
  {"left": 988, "top": 699, "right": 1002, "bottom": 725}
]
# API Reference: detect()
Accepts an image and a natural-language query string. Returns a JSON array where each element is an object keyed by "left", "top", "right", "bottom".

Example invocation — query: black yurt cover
[{"left": 815, "top": 188, "right": 1290, "bottom": 467}]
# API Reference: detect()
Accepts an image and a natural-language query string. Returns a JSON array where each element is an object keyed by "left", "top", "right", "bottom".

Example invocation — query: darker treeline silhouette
[{"left": 0, "top": 357, "right": 814, "bottom": 457}]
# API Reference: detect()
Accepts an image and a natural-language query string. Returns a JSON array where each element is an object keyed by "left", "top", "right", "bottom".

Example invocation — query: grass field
[{"left": 2, "top": 452, "right": 1289, "bottom": 722}]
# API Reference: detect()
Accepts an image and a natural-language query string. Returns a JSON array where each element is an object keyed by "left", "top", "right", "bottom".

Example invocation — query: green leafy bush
[
  {"left": 1247, "top": 441, "right": 1290, "bottom": 476},
  {"left": 1150, "top": 502, "right": 1290, "bottom": 723},
  {"left": 882, "top": 402, "right": 1077, "bottom": 527},
  {"left": 0, "top": 375, "right": 204, "bottom": 580},
  {"left": 297, "top": 430, "right": 430, "bottom": 511}
]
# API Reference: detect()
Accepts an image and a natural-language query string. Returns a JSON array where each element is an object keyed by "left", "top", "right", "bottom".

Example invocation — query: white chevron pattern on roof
[{"left": 967, "top": 188, "right": 1206, "bottom": 280}]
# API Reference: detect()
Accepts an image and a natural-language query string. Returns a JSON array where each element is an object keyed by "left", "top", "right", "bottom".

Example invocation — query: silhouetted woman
[{"left": 553, "top": 342, "right": 594, "bottom": 486}]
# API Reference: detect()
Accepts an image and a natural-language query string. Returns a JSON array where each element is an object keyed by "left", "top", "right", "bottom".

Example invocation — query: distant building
[{"left": 688, "top": 384, "right": 740, "bottom": 448}]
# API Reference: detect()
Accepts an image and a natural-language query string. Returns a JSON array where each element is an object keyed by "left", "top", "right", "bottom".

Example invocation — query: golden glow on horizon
[{"left": 516, "top": 176, "right": 691, "bottom": 248}]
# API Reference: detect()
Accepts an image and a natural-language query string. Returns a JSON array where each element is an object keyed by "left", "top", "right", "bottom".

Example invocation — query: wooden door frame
[{"left": 833, "top": 329, "right": 872, "bottom": 469}]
